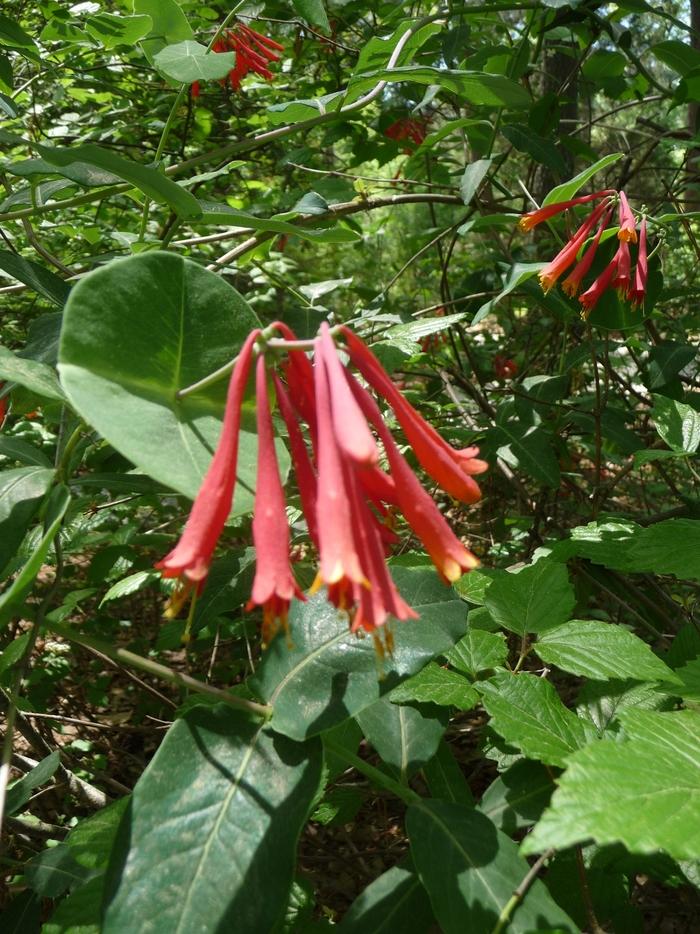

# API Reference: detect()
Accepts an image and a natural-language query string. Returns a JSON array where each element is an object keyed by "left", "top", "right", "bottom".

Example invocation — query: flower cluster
[
  {"left": 157, "top": 324, "right": 486, "bottom": 648},
  {"left": 191, "top": 24, "right": 283, "bottom": 98},
  {"left": 519, "top": 190, "right": 648, "bottom": 318}
]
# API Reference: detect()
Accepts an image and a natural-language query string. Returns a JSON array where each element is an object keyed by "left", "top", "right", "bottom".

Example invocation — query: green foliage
[{"left": 1, "top": 2, "right": 700, "bottom": 930}]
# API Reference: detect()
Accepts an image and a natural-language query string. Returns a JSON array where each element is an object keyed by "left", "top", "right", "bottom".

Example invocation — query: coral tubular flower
[
  {"left": 311, "top": 336, "right": 369, "bottom": 601},
  {"left": 617, "top": 191, "right": 637, "bottom": 243},
  {"left": 561, "top": 208, "right": 612, "bottom": 298},
  {"left": 629, "top": 218, "right": 648, "bottom": 307},
  {"left": 273, "top": 372, "right": 319, "bottom": 547},
  {"left": 579, "top": 255, "right": 619, "bottom": 319},
  {"left": 612, "top": 240, "right": 631, "bottom": 295},
  {"left": 341, "top": 327, "right": 486, "bottom": 503},
  {"left": 518, "top": 190, "right": 614, "bottom": 232},
  {"left": 350, "top": 375, "right": 479, "bottom": 583},
  {"left": 156, "top": 329, "right": 261, "bottom": 591},
  {"left": 319, "top": 322, "right": 378, "bottom": 467},
  {"left": 247, "top": 358, "right": 304, "bottom": 644},
  {"left": 538, "top": 198, "right": 612, "bottom": 293}
]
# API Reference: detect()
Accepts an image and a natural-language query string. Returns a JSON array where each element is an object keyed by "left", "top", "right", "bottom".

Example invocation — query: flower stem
[{"left": 46, "top": 621, "right": 273, "bottom": 720}]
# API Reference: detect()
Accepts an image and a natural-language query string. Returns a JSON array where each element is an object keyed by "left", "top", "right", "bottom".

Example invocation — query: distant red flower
[
  {"left": 494, "top": 355, "right": 518, "bottom": 379},
  {"left": 156, "top": 329, "right": 261, "bottom": 615},
  {"left": 190, "top": 23, "right": 283, "bottom": 96},
  {"left": 247, "top": 357, "right": 304, "bottom": 643},
  {"left": 520, "top": 189, "right": 650, "bottom": 316},
  {"left": 384, "top": 117, "right": 429, "bottom": 148}
]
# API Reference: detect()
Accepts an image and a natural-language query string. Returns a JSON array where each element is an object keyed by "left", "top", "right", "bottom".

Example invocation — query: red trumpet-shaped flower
[
  {"left": 538, "top": 198, "right": 612, "bottom": 293},
  {"left": 561, "top": 207, "right": 612, "bottom": 298},
  {"left": 158, "top": 321, "right": 486, "bottom": 645},
  {"left": 156, "top": 329, "right": 261, "bottom": 614},
  {"left": 617, "top": 191, "right": 637, "bottom": 243},
  {"left": 190, "top": 23, "right": 283, "bottom": 96},
  {"left": 518, "top": 190, "right": 614, "bottom": 232},
  {"left": 247, "top": 358, "right": 304, "bottom": 643},
  {"left": 628, "top": 218, "right": 648, "bottom": 307}
]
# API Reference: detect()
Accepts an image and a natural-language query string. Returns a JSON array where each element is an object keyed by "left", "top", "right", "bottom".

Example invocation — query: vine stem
[
  {"left": 490, "top": 848, "right": 555, "bottom": 934},
  {"left": 323, "top": 737, "right": 421, "bottom": 805},
  {"left": 46, "top": 622, "right": 273, "bottom": 720}
]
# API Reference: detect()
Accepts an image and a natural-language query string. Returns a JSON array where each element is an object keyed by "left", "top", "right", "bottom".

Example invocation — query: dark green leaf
[
  {"left": 646, "top": 341, "right": 696, "bottom": 389},
  {"left": 25, "top": 846, "right": 92, "bottom": 898},
  {"left": 502, "top": 124, "right": 566, "bottom": 173},
  {"left": 36, "top": 144, "right": 202, "bottom": 218},
  {"left": 103, "top": 706, "right": 323, "bottom": 933},
  {"left": 582, "top": 50, "right": 626, "bottom": 79},
  {"left": 292, "top": 0, "right": 330, "bottom": 31},
  {"left": 478, "top": 760, "right": 554, "bottom": 833},
  {"left": 0, "top": 466, "right": 54, "bottom": 572},
  {"left": 197, "top": 201, "right": 361, "bottom": 244},
  {"left": 651, "top": 40, "right": 700, "bottom": 76},
  {"left": 6, "top": 751, "right": 60, "bottom": 817},
  {"left": 337, "top": 865, "right": 433, "bottom": 934},
  {"left": 494, "top": 423, "right": 561, "bottom": 488},
  {"left": 0, "top": 14, "right": 36, "bottom": 50},
  {"left": 0, "top": 438, "right": 52, "bottom": 467},
  {"left": 0, "top": 251, "right": 70, "bottom": 306},
  {"left": 407, "top": 801, "right": 578, "bottom": 933},
  {"left": 0, "top": 485, "right": 70, "bottom": 627},
  {"left": 252, "top": 567, "right": 468, "bottom": 740},
  {"left": 357, "top": 697, "right": 447, "bottom": 779},
  {"left": 423, "top": 739, "right": 474, "bottom": 806}
]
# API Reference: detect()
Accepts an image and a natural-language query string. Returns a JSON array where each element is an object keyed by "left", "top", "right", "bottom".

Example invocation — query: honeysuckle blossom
[
  {"left": 518, "top": 190, "right": 614, "bottom": 232},
  {"left": 561, "top": 208, "right": 612, "bottom": 298},
  {"left": 247, "top": 357, "right": 305, "bottom": 642},
  {"left": 520, "top": 189, "right": 650, "bottom": 316},
  {"left": 617, "top": 191, "right": 637, "bottom": 243},
  {"left": 157, "top": 321, "right": 485, "bottom": 645},
  {"left": 384, "top": 117, "right": 429, "bottom": 148},
  {"left": 156, "top": 329, "right": 261, "bottom": 614},
  {"left": 629, "top": 218, "right": 648, "bottom": 307}
]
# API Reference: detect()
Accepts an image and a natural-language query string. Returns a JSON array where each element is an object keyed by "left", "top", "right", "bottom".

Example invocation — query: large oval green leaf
[
  {"left": 252, "top": 566, "right": 469, "bottom": 740},
  {"left": 102, "top": 706, "right": 322, "bottom": 933},
  {"left": 58, "top": 252, "right": 276, "bottom": 516}
]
